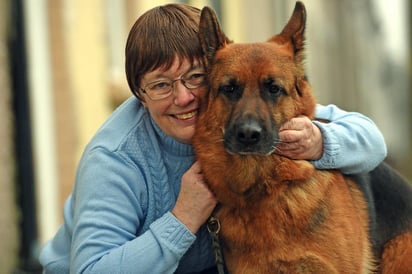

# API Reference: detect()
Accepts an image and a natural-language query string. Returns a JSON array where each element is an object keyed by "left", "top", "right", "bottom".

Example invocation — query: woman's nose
[{"left": 173, "top": 81, "right": 195, "bottom": 106}]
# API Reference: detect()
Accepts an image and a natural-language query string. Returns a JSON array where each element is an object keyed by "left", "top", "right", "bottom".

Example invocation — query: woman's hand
[
  {"left": 172, "top": 161, "right": 217, "bottom": 234},
  {"left": 277, "top": 116, "right": 323, "bottom": 160}
]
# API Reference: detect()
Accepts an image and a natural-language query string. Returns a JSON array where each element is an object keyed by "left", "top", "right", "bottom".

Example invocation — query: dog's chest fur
[{"left": 214, "top": 170, "right": 370, "bottom": 273}]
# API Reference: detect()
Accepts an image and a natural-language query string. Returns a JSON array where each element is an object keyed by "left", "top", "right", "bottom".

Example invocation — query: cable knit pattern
[{"left": 39, "top": 97, "right": 214, "bottom": 274}]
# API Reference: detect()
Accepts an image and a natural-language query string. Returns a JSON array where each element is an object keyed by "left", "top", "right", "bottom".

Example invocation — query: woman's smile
[{"left": 174, "top": 110, "right": 198, "bottom": 120}]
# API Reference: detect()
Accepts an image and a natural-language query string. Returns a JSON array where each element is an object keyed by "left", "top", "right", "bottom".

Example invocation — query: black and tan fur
[{"left": 193, "top": 2, "right": 412, "bottom": 273}]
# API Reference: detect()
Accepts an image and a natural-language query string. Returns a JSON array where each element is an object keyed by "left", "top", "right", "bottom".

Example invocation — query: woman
[{"left": 39, "top": 4, "right": 387, "bottom": 273}]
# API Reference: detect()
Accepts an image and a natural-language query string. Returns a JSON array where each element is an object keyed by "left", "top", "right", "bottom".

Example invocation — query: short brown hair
[{"left": 125, "top": 4, "right": 203, "bottom": 100}]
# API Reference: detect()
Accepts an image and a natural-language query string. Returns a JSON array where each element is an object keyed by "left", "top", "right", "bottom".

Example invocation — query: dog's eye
[
  {"left": 219, "top": 82, "right": 242, "bottom": 100},
  {"left": 263, "top": 80, "right": 285, "bottom": 97},
  {"left": 269, "top": 84, "right": 284, "bottom": 95},
  {"left": 220, "top": 85, "right": 236, "bottom": 93}
]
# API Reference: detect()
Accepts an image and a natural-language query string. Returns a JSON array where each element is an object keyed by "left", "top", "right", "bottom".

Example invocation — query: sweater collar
[{"left": 148, "top": 113, "right": 195, "bottom": 157}]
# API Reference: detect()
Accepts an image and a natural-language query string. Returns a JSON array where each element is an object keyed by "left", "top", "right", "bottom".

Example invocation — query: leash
[{"left": 207, "top": 216, "right": 226, "bottom": 274}]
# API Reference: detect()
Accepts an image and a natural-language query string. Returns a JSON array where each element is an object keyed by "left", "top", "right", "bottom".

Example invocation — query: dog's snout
[
  {"left": 236, "top": 120, "right": 262, "bottom": 145},
  {"left": 224, "top": 114, "right": 276, "bottom": 155}
]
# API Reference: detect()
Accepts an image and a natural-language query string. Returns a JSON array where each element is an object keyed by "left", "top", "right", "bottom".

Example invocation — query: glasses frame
[{"left": 139, "top": 69, "right": 206, "bottom": 101}]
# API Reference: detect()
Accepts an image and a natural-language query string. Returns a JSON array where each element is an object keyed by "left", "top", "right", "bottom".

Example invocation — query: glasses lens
[
  {"left": 183, "top": 71, "right": 206, "bottom": 89},
  {"left": 145, "top": 80, "right": 173, "bottom": 100}
]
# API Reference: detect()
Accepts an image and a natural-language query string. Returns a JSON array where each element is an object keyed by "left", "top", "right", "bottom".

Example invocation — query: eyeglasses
[{"left": 139, "top": 69, "right": 206, "bottom": 101}]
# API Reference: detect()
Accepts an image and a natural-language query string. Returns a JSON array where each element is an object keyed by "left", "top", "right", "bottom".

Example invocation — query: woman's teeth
[{"left": 175, "top": 111, "right": 197, "bottom": 120}]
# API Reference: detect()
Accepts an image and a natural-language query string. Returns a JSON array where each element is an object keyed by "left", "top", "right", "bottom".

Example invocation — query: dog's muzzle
[{"left": 224, "top": 117, "right": 276, "bottom": 156}]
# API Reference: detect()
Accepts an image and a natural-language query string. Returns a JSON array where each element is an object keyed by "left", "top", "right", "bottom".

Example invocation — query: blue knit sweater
[{"left": 39, "top": 97, "right": 387, "bottom": 273}]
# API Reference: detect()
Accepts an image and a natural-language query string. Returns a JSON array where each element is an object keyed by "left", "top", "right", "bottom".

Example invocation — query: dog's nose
[{"left": 236, "top": 120, "right": 262, "bottom": 145}]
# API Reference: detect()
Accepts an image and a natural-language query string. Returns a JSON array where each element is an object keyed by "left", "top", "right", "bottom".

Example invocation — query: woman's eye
[
  {"left": 150, "top": 81, "right": 170, "bottom": 90},
  {"left": 186, "top": 72, "right": 206, "bottom": 82}
]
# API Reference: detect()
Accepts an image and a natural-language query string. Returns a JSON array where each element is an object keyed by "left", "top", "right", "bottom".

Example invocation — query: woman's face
[{"left": 140, "top": 58, "right": 205, "bottom": 144}]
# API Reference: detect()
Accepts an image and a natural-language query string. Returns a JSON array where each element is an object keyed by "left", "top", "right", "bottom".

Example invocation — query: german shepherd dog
[{"left": 192, "top": 2, "right": 412, "bottom": 273}]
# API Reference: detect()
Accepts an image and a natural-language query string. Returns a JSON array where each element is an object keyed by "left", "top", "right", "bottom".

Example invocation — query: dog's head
[{"left": 197, "top": 1, "right": 316, "bottom": 156}]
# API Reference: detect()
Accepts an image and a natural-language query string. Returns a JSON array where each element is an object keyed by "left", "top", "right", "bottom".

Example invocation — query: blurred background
[{"left": 0, "top": 0, "right": 410, "bottom": 272}]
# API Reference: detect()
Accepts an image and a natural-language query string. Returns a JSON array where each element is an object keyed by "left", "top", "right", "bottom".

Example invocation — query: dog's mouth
[
  {"left": 225, "top": 146, "right": 275, "bottom": 156},
  {"left": 225, "top": 145, "right": 276, "bottom": 156}
]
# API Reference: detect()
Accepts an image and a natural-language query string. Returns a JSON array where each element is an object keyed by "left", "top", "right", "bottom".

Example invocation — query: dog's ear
[
  {"left": 269, "top": 1, "right": 306, "bottom": 62},
  {"left": 199, "top": 7, "right": 231, "bottom": 68}
]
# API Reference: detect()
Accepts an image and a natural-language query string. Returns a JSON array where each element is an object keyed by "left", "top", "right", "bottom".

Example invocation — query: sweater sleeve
[
  {"left": 69, "top": 147, "right": 196, "bottom": 274},
  {"left": 311, "top": 104, "right": 387, "bottom": 174}
]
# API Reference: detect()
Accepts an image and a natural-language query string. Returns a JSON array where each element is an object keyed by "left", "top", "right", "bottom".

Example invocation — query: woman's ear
[{"left": 133, "top": 89, "right": 146, "bottom": 106}]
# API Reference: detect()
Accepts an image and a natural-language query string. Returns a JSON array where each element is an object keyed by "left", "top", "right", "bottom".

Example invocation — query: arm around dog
[
  {"left": 311, "top": 104, "right": 387, "bottom": 174},
  {"left": 277, "top": 104, "right": 386, "bottom": 174}
]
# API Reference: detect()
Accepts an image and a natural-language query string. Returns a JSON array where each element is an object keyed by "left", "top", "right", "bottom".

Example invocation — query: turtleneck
[{"left": 147, "top": 109, "right": 195, "bottom": 158}]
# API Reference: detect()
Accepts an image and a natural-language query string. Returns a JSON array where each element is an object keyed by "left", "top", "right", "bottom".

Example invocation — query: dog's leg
[{"left": 380, "top": 231, "right": 412, "bottom": 274}]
